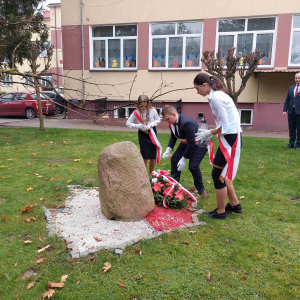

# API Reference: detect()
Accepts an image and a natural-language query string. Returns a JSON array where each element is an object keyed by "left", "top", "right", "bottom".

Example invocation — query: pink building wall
[
  {"left": 51, "top": 30, "right": 62, "bottom": 49},
  {"left": 138, "top": 22, "right": 149, "bottom": 70},
  {"left": 203, "top": 18, "right": 217, "bottom": 52}
]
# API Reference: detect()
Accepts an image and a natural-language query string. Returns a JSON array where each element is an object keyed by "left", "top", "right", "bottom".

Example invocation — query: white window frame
[
  {"left": 90, "top": 24, "right": 138, "bottom": 71},
  {"left": 149, "top": 21, "right": 203, "bottom": 70},
  {"left": 237, "top": 109, "right": 253, "bottom": 126},
  {"left": 41, "top": 76, "right": 53, "bottom": 87},
  {"left": 40, "top": 42, "right": 51, "bottom": 58},
  {"left": 288, "top": 15, "right": 300, "bottom": 67},
  {"left": 24, "top": 73, "right": 35, "bottom": 87},
  {"left": 1, "top": 74, "right": 13, "bottom": 86},
  {"left": 216, "top": 16, "right": 278, "bottom": 69}
]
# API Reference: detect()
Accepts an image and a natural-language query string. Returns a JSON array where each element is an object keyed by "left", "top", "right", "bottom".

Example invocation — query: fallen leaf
[
  {"left": 88, "top": 161, "right": 93, "bottom": 165},
  {"left": 39, "top": 237, "right": 43, "bottom": 241},
  {"left": 207, "top": 273, "right": 212, "bottom": 281},
  {"left": 24, "top": 240, "right": 33, "bottom": 244},
  {"left": 26, "top": 187, "right": 33, "bottom": 191},
  {"left": 47, "top": 281, "right": 64, "bottom": 288},
  {"left": 256, "top": 202, "right": 260, "bottom": 204},
  {"left": 189, "top": 231, "right": 197, "bottom": 234},
  {"left": 61, "top": 275, "right": 68, "bottom": 283},
  {"left": 248, "top": 253, "right": 255, "bottom": 255},
  {"left": 225, "top": 239, "right": 231, "bottom": 244},
  {"left": 42, "top": 289, "right": 55, "bottom": 299},
  {"left": 66, "top": 179, "right": 72, "bottom": 183},
  {"left": 240, "top": 276, "right": 247, "bottom": 280},
  {"left": 101, "top": 262, "right": 111, "bottom": 273},
  {"left": 195, "top": 243, "right": 199, "bottom": 246},
  {"left": 257, "top": 253, "right": 263, "bottom": 258},
  {"left": 32, "top": 153, "right": 36, "bottom": 156},
  {"left": 2, "top": 214, "right": 7, "bottom": 221},
  {"left": 14, "top": 262, "right": 17, "bottom": 267},
  {"left": 117, "top": 282, "right": 125, "bottom": 287},
  {"left": 74, "top": 158, "right": 81, "bottom": 162},
  {"left": 76, "top": 279, "right": 80, "bottom": 284},
  {"left": 88, "top": 255, "right": 95, "bottom": 260},
  {"left": 93, "top": 237, "right": 101, "bottom": 242},
  {"left": 82, "top": 242, "right": 86, "bottom": 246},
  {"left": 40, "top": 198, "right": 47, "bottom": 201},
  {"left": 182, "top": 240, "right": 189, "bottom": 244},
  {"left": 239, "top": 196, "right": 245, "bottom": 199},
  {"left": 7, "top": 254, "right": 13, "bottom": 257},
  {"left": 23, "top": 218, "right": 31, "bottom": 222},
  {"left": 27, "top": 281, "right": 35, "bottom": 289},
  {"left": 37, "top": 245, "right": 51, "bottom": 253},
  {"left": 30, "top": 216, "right": 36, "bottom": 221},
  {"left": 22, "top": 205, "right": 35, "bottom": 213},
  {"left": 36, "top": 257, "right": 47, "bottom": 264},
  {"left": 206, "top": 180, "right": 211, "bottom": 184}
]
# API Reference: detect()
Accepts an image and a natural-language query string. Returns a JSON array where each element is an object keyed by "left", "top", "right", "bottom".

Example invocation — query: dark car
[
  {"left": 0, "top": 91, "right": 57, "bottom": 119},
  {"left": 42, "top": 91, "right": 66, "bottom": 114}
]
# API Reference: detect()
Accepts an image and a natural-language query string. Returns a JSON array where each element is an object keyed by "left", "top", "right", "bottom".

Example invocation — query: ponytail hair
[{"left": 193, "top": 73, "right": 228, "bottom": 93}]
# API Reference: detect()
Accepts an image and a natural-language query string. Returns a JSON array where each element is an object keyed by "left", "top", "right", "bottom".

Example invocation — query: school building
[{"left": 61, "top": 0, "right": 300, "bottom": 131}]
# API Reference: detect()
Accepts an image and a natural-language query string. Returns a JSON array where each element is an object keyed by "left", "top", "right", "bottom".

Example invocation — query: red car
[{"left": 0, "top": 91, "right": 57, "bottom": 119}]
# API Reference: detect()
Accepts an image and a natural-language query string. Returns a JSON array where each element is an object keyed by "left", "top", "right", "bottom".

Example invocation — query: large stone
[{"left": 98, "top": 141, "right": 155, "bottom": 221}]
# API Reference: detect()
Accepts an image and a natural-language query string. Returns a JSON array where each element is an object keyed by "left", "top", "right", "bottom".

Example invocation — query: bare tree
[{"left": 201, "top": 47, "right": 266, "bottom": 105}]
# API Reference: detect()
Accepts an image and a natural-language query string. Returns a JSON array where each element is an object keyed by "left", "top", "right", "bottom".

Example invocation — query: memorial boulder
[{"left": 98, "top": 141, "right": 155, "bottom": 221}]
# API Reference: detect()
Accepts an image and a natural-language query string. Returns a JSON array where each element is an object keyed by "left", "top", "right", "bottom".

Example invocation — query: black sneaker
[
  {"left": 225, "top": 203, "right": 243, "bottom": 214},
  {"left": 204, "top": 208, "right": 226, "bottom": 219}
]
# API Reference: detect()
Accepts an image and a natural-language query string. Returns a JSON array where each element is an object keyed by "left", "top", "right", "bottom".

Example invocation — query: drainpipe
[
  {"left": 54, "top": 6, "right": 59, "bottom": 89},
  {"left": 81, "top": 0, "right": 85, "bottom": 102},
  {"left": 256, "top": 72, "right": 260, "bottom": 102}
]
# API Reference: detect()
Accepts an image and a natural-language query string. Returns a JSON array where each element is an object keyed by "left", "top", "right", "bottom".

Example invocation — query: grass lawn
[{"left": 0, "top": 126, "right": 300, "bottom": 299}]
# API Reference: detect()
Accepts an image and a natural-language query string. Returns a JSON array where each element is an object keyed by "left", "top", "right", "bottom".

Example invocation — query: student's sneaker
[
  {"left": 203, "top": 208, "right": 226, "bottom": 219},
  {"left": 225, "top": 203, "right": 243, "bottom": 214}
]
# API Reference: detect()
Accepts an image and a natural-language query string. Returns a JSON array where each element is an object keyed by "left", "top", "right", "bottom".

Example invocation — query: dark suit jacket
[
  {"left": 283, "top": 84, "right": 300, "bottom": 114},
  {"left": 167, "top": 113, "right": 198, "bottom": 159}
]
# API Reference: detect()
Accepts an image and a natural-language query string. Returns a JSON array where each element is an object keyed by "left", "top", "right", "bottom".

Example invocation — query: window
[
  {"left": 237, "top": 109, "right": 253, "bottom": 125},
  {"left": 150, "top": 21, "right": 203, "bottom": 70},
  {"left": 40, "top": 42, "right": 51, "bottom": 57},
  {"left": 217, "top": 17, "right": 277, "bottom": 67},
  {"left": 289, "top": 15, "right": 300, "bottom": 66},
  {"left": 24, "top": 73, "right": 35, "bottom": 87},
  {"left": 90, "top": 25, "right": 137, "bottom": 70},
  {"left": 0, "top": 93, "right": 14, "bottom": 101},
  {"left": 1, "top": 74, "right": 13, "bottom": 86},
  {"left": 41, "top": 76, "right": 53, "bottom": 87}
]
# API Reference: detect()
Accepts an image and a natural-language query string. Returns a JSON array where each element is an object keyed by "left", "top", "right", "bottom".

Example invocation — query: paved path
[{"left": 0, "top": 115, "right": 289, "bottom": 138}]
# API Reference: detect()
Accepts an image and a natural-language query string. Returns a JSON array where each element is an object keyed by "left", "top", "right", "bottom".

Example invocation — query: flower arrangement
[{"left": 151, "top": 176, "right": 187, "bottom": 209}]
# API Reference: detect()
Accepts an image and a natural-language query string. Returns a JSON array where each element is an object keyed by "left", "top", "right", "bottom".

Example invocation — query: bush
[{"left": 0, "top": 91, "right": 7, "bottom": 95}]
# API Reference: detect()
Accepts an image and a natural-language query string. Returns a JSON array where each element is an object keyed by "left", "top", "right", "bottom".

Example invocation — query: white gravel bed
[{"left": 44, "top": 186, "right": 156, "bottom": 258}]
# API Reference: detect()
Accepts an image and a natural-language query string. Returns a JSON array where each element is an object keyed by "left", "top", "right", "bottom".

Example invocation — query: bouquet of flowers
[{"left": 151, "top": 175, "right": 187, "bottom": 209}]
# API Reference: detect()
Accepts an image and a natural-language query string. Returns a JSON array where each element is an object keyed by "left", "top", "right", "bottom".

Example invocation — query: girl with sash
[
  {"left": 194, "top": 73, "right": 242, "bottom": 219},
  {"left": 126, "top": 95, "right": 162, "bottom": 175}
]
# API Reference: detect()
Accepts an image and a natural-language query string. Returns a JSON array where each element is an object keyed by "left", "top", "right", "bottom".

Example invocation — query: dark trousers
[
  {"left": 171, "top": 143, "right": 207, "bottom": 193},
  {"left": 288, "top": 108, "right": 300, "bottom": 147}
]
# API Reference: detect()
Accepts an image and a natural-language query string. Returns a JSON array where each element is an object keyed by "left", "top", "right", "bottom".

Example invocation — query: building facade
[{"left": 61, "top": 0, "right": 300, "bottom": 131}]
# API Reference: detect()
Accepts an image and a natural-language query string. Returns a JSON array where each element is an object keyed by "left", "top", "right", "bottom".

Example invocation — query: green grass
[{"left": 0, "top": 127, "right": 300, "bottom": 299}]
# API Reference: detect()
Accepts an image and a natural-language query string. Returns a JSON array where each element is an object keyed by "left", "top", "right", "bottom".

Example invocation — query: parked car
[
  {"left": 0, "top": 91, "right": 57, "bottom": 119},
  {"left": 42, "top": 91, "right": 66, "bottom": 114}
]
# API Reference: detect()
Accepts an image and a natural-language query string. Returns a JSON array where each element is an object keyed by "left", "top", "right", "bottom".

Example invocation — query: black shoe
[
  {"left": 286, "top": 144, "right": 294, "bottom": 148},
  {"left": 225, "top": 203, "right": 243, "bottom": 214},
  {"left": 295, "top": 147, "right": 300, "bottom": 151},
  {"left": 204, "top": 208, "right": 226, "bottom": 219}
]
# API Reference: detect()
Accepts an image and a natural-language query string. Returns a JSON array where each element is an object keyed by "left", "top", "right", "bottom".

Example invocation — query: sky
[{"left": 43, "top": 0, "right": 61, "bottom": 10}]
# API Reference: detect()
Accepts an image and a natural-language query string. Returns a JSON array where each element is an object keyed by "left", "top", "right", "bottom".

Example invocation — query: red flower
[
  {"left": 175, "top": 190, "right": 184, "bottom": 201},
  {"left": 163, "top": 186, "right": 174, "bottom": 197},
  {"left": 152, "top": 182, "right": 164, "bottom": 192}
]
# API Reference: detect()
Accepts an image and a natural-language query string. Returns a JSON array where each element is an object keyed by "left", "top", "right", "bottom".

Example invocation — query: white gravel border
[{"left": 44, "top": 185, "right": 206, "bottom": 258}]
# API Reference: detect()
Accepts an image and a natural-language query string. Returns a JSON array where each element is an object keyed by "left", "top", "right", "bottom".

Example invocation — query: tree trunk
[{"left": 34, "top": 78, "right": 45, "bottom": 131}]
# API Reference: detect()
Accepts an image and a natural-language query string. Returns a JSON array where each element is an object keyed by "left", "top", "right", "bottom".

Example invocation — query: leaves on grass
[
  {"left": 189, "top": 231, "right": 197, "bottom": 234},
  {"left": 39, "top": 237, "right": 43, "bottom": 241},
  {"left": 61, "top": 275, "right": 68, "bottom": 283},
  {"left": 239, "top": 196, "right": 245, "bottom": 199},
  {"left": 66, "top": 179, "right": 72, "bottom": 183},
  {"left": 257, "top": 253, "right": 263, "bottom": 258},
  {"left": 24, "top": 240, "right": 33, "bottom": 244},
  {"left": 37, "top": 245, "right": 51, "bottom": 253},
  {"left": 14, "top": 263, "right": 17, "bottom": 267},
  {"left": 134, "top": 275, "right": 143, "bottom": 280},
  {"left": 36, "top": 257, "right": 47, "bottom": 264},
  {"left": 225, "top": 239, "right": 231, "bottom": 244},
  {"left": 40, "top": 198, "right": 47, "bottom": 201},
  {"left": 26, "top": 187, "right": 34, "bottom": 191},
  {"left": 74, "top": 158, "right": 81, "bottom": 162},
  {"left": 206, "top": 273, "right": 212, "bottom": 281},
  {"left": 206, "top": 180, "right": 211, "bottom": 184},
  {"left": 2, "top": 214, "right": 7, "bottom": 221},
  {"left": 42, "top": 289, "right": 55, "bottom": 299},
  {"left": 248, "top": 253, "right": 255, "bottom": 255},
  {"left": 88, "top": 255, "right": 95, "bottom": 260},
  {"left": 240, "top": 276, "right": 247, "bottom": 280},
  {"left": 117, "top": 282, "right": 125, "bottom": 287},
  {"left": 47, "top": 275, "right": 68, "bottom": 288},
  {"left": 182, "top": 240, "right": 189, "bottom": 244},
  {"left": 27, "top": 281, "right": 35, "bottom": 290},
  {"left": 76, "top": 279, "right": 80, "bottom": 284},
  {"left": 93, "top": 237, "right": 101, "bottom": 242},
  {"left": 101, "top": 262, "right": 111, "bottom": 273}
]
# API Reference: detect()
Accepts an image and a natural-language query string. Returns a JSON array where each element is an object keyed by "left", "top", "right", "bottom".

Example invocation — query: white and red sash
[
  {"left": 152, "top": 169, "right": 198, "bottom": 208},
  {"left": 133, "top": 110, "right": 162, "bottom": 164},
  {"left": 170, "top": 124, "right": 198, "bottom": 145}
]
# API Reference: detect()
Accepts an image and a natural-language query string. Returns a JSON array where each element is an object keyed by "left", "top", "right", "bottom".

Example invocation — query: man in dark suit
[
  {"left": 162, "top": 105, "right": 208, "bottom": 198},
  {"left": 283, "top": 72, "right": 300, "bottom": 150}
]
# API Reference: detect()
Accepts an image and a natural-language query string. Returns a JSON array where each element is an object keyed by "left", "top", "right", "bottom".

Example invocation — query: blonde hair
[
  {"left": 162, "top": 105, "right": 177, "bottom": 116},
  {"left": 137, "top": 95, "right": 153, "bottom": 115}
]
